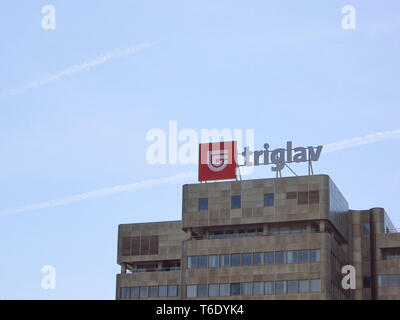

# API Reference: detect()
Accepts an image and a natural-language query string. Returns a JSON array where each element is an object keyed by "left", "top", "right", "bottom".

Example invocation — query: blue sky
[{"left": 0, "top": 0, "right": 399, "bottom": 299}]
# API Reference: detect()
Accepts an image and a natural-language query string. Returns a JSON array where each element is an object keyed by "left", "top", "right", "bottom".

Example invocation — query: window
[
  {"left": 199, "top": 198, "right": 208, "bottom": 211},
  {"left": 209, "top": 284, "right": 219, "bottom": 297},
  {"left": 310, "top": 249, "right": 320, "bottom": 263},
  {"left": 298, "top": 192, "right": 308, "bottom": 205},
  {"left": 363, "top": 277, "right": 371, "bottom": 289},
  {"left": 362, "top": 250, "right": 371, "bottom": 262},
  {"left": 149, "top": 286, "right": 158, "bottom": 297},
  {"left": 140, "top": 286, "right": 148, "bottom": 298},
  {"left": 287, "top": 251, "right": 298, "bottom": 264},
  {"left": 265, "top": 281, "right": 274, "bottom": 295},
  {"left": 362, "top": 224, "right": 370, "bottom": 235},
  {"left": 254, "top": 252, "right": 264, "bottom": 265},
  {"left": 264, "top": 193, "right": 274, "bottom": 207},
  {"left": 253, "top": 282, "right": 264, "bottom": 295},
  {"left": 198, "top": 255, "right": 208, "bottom": 268},
  {"left": 159, "top": 286, "right": 168, "bottom": 297},
  {"left": 209, "top": 255, "right": 219, "bottom": 268},
  {"left": 121, "top": 287, "right": 130, "bottom": 299},
  {"left": 299, "top": 280, "right": 309, "bottom": 293},
  {"left": 287, "top": 192, "right": 297, "bottom": 200},
  {"left": 265, "top": 252, "right": 274, "bottom": 264},
  {"left": 309, "top": 190, "right": 319, "bottom": 204},
  {"left": 231, "top": 253, "right": 241, "bottom": 266},
  {"left": 188, "top": 256, "right": 197, "bottom": 269},
  {"left": 287, "top": 280, "right": 298, "bottom": 294},
  {"left": 242, "top": 282, "right": 252, "bottom": 296},
  {"left": 388, "top": 275, "right": 399, "bottom": 287},
  {"left": 187, "top": 285, "right": 197, "bottom": 298},
  {"left": 379, "top": 275, "right": 388, "bottom": 287},
  {"left": 299, "top": 250, "right": 309, "bottom": 263},
  {"left": 275, "top": 251, "right": 286, "bottom": 264},
  {"left": 221, "top": 254, "right": 230, "bottom": 267},
  {"left": 168, "top": 285, "right": 177, "bottom": 297},
  {"left": 198, "top": 284, "right": 207, "bottom": 297},
  {"left": 275, "top": 281, "right": 287, "bottom": 294},
  {"left": 310, "top": 279, "right": 321, "bottom": 292},
  {"left": 231, "top": 283, "right": 241, "bottom": 296},
  {"left": 220, "top": 284, "right": 230, "bottom": 297},
  {"left": 242, "top": 253, "right": 252, "bottom": 266},
  {"left": 231, "top": 196, "right": 241, "bottom": 209},
  {"left": 131, "top": 287, "right": 139, "bottom": 298}
]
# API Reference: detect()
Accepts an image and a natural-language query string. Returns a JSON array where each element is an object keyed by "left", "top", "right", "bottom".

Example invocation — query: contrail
[
  {"left": 322, "top": 129, "right": 400, "bottom": 153},
  {"left": 0, "top": 41, "right": 158, "bottom": 100},
  {"left": 0, "top": 171, "right": 196, "bottom": 217},
  {"left": 1, "top": 129, "right": 399, "bottom": 217}
]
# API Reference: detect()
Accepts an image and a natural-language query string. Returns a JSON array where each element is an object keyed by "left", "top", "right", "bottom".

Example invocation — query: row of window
[
  {"left": 186, "top": 279, "right": 322, "bottom": 298},
  {"left": 378, "top": 274, "right": 400, "bottom": 287},
  {"left": 120, "top": 285, "right": 180, "bottom": 299},
  {"left": 198, "top": 191, "right": 320, "bottom": 211},
  {"left": 187, "top": 249, "right": 321, "bottom": 268}
]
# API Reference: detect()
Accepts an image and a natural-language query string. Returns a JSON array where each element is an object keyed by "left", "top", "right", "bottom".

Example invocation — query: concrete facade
[{"left": 116, "top": 174, "right": 400, "bottom": 300}]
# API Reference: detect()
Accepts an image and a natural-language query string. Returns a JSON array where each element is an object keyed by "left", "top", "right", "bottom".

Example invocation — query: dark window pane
[
  {"left": 231, "top": 283, "right": 241, "bottom": 296},
  {"left": 168, "top": 285, "right": 177, "bottom": 297},
  {"left": 310, "top": 279, "right": 321, "bottom": 292},
  {"left": 264, "top": 193, "right": 274, "bottom": 207},
  {"left": 149, "top": 286, "right": 158, "bottom": 297},
  {"left": 253, "top": 282, "right": 263, "bottom": 295},
  {"left": 299, "top": 250, "right": 309, "bottom": 263},
  {"left": 231, "top": 254, "right": 241, "bottom": 266},
  {"left": 242, "top": 282, "right": 252, "bottom": 296},
  {"left": 265, "top": 281, "right": 274, "bottom": 295},
  {"left": 198, "top": 285, "right": 208, "bottom": 297},
  {"left": 131, "top": 287, "right": 139, "bottom": 298},
  {"left": 186, "top": 285, "right": 197, "bottom": 298},
  {"left": 287, "top": 280, "right": 298, "bottom": 293},
  {"left": 389, "top": 275, "right": 399, "bottom": 287},
  {"left": 287, "top": 192, "right": 297, "bottom": 200},
  {"left": 310, "top": 249, "right": 320, "bottom": 263},
  {"left": 275, "top": 281, "right": 287, "bottom": 294},
  {"left": 309, "top": 190, "right": 319, "bottom": 204},
  {"left": 220, "top": 284, "right": 230, "bottom": 297},
  {"left": 242, "top": 253, "right": 252, "bottom": 266},
  {"left": 159, "top": 286, "right": 167, "bottom": 297},
  {"left": 140, "top": 286, "right": 148, "bottom": 298},
  {"left": 221, "top": 254, "right": 230, "bottom": 267},
  {"left": 363, "top": 277, "right": 371, "bottom": 289},
  {"left": 254, "top": 252, "right": 264, "bottom": 265},
  {"left": 199, "top": 198, "right": 208, "bottom": 211},
  {"left": 121, "top": 287, "right": 130, "bottom": 299},
  {"left": 275, "top": 251, "right": 286, "bottom": 264},
  {"left": 188, "top": 256, "right": 197, "bottom": 269},
  {"left": 299, "top": 280, "right": 309, "bottom": 293},
  {"left": 362, "top": 224, "right": 370, "bottom": 235},
  {"left": 140, "top": 236, "right": 150, "bottom": 255},
  {"left": 198, "top": 255, "right": 208, "bottom": 268},
  {"left": 298, "top": 192, "right": 309, "bottom": 205},
  {"left": 265, "top": 252, "right": 274, "bottom": 264},
  {"left": 209, "top": 284, "right": 219, "bottom": 297},
  {"left": 231, "top": 196, "right": 241, "bottom": 209}
]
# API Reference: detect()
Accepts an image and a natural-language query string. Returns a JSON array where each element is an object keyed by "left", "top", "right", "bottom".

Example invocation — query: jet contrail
[
  {"left": 322, "top": 129, "right": 400, "bottom": 153},
  {"left": 1, "top": 129, "right": 399, "bottom": 217},
  {"left": 0, "top": 171, "right": 196, "bottom": 217},
  {"left": 0, "top": 41, "right": 158, "bottom": 100}
]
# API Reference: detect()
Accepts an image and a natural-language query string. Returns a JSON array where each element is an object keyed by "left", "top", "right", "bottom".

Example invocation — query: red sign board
[{"left": 198, "top": 141, "right": 237, "bottom": 181}]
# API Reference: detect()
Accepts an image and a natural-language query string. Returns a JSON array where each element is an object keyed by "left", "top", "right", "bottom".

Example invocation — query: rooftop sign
[{"left": 198, "top": 141, "right": 323, "bottom": 181}]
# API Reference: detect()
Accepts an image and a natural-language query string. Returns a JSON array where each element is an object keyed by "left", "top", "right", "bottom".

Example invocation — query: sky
[{"left": 0, "top": 0, "right": 399, "bottom": 299}]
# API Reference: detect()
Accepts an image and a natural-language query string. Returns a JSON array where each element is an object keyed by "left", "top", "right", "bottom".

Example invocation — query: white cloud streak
[
  {"left": 1, "top": 129, "right": 400, "bottom": 217},
  {"left": 0, "top": 171, "right": 196, "bottom": 217},
  {"left": 322, "top": 129, "right": 400, "bottom": 153},
  {"left": 0, "top": 41, "right": 158, "bottom": 100}
]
